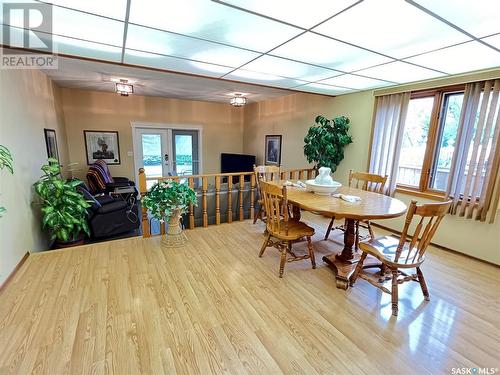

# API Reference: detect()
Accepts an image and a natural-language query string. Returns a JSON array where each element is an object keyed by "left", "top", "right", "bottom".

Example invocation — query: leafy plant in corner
[
  {"left": 303, "top": 115, "right": 353, "bottom": 172},
  {"left": 34, "top": 158, "right": 90, "bottom": 244},
  {"left": 142, "top": 179, "right": 197, "bottom": 221},
  {"left": 0, "top": 145, "right": 14, "bottom": 217}
]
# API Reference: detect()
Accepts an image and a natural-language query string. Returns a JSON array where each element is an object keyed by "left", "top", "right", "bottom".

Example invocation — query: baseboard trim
[
  {"left": 0, "top": 251, "right": 30, "bottom": 294},
  {"left": 370, "top": 223, "right": 499, "bottom": 268}
]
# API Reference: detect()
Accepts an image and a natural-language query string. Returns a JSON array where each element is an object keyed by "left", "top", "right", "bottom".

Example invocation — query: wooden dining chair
[
  {"left": 258, "top": 181, "right": 316, "bottom": 278},
  {"left": 324, "top": 170, "right": 388, "bottom": 249},
  {"left": 253, "top": 165, "right": 281, "bottom": 224},
  {"left": 350, "top": 199, "right": 452, "bottom": 316}
]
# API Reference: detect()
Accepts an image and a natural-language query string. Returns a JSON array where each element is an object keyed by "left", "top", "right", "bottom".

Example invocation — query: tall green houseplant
[
  {"left": 0, "top": 145, "right": 14, "bottom": 217},
  {"left": 34, "top": 159, "right": 90, "bottom": 245},
  {"left": 303, "top": 115, "right": 353, "bottom": 172}
]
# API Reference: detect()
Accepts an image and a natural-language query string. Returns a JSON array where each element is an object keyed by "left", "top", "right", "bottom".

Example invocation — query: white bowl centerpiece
[{"left": 305, "top": 167, "right": 342, "bottom": 195}]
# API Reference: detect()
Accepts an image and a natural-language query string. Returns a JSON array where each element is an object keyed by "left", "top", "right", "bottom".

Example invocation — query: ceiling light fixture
[
  {"left": 230, "top": 94, "right": 247, "bottom": 107},
  {"left": 115, "top": 79, "right": 134, "bottom": 96}
]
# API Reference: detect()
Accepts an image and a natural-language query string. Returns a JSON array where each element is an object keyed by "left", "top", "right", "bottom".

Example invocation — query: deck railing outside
[{"left": 138, "top": 168, "right": 317, "bottom": 237}]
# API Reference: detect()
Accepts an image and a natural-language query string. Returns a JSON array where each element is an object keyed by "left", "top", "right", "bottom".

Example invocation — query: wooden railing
[{"left": 138, "top": 167, "right": 316, "bottom": 237}]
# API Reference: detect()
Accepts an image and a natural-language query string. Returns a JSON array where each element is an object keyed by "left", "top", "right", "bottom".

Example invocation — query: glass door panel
[
  {"left": 172, "top": 130, "right": 199, "bottom": 176},
  {"left": 141, "top": 133, "right": 163, "bottom": 177},
  {"left": 134, "top": 128, "right": 170, "bottom": 184}
]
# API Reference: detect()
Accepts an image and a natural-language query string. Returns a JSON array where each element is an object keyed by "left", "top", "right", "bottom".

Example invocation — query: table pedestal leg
[{"left": 322, "top": 218, "right": 360, "bottom": 289}]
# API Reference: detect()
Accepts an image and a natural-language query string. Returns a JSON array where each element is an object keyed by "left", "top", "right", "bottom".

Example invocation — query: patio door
[
  {"left": 134, "top": 127, "right": 200, "bottom": 181},
  {"left": 134, "top": 128, "right": 171, "bottom": 179}
]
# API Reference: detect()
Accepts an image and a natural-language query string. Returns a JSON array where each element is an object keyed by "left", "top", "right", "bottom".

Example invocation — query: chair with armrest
[
  {"left": 350, "top": 199, "right": 452, "bottom": 316},
  {"left": 258, "top": 181, "right": 316, "bottom": 278},
  {"left": 253, "top": 164, "right": 280, "bottom": 224},
  {"left": 77, "top": 183, "right": 140, "bottom": 240},
  {"left": 324, "top": 170, "right": 388, "bottom": 249},
  {"left": 86, "top": 159, "right": 138, "bottom": 197}
]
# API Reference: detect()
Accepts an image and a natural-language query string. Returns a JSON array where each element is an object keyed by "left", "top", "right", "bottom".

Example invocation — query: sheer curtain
[
  {"left": 369, "top": 92, "right": 411, "bottom": 196},
  {"left": 446, "top": 79, "right": 500, "bottom": 223}
]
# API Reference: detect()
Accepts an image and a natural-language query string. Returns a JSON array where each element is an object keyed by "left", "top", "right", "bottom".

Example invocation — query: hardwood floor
[{"left": 0, "top": 213, "right": 499, "bottom": 374}]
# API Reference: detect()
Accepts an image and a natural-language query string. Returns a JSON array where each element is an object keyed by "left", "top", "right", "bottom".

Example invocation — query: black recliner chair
[
  {"left": 77, "top": 183, "right": 140, "bottom": 240},
  {"left": 86, "top": 159, "right": 138, "bottom": 198}
]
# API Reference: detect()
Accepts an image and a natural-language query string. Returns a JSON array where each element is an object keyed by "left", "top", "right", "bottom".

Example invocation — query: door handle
[{"left": 164, "top": 153, "right": 169, "bottom": 164}]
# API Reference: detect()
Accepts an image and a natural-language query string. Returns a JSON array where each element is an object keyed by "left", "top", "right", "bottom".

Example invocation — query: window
[
  {"left": 395, "top": 86, "right": 465, "bottom": 195},
  {"left": 430, "top": 92, "right": 464, "bottom": 191},
  {"left": 397, "top": 97, "right": 434, "bottom": 187}
]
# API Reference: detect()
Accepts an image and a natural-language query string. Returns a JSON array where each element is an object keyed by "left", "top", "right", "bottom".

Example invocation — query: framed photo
[
  {"left": 44, "top": 128, "right": 59, "bottom": 161},
  {"left": 265, "top": 135, "right": 282, "bottom": 166},
  {"left": 84, "top": 130, "right": 120, "bottom": 165}
]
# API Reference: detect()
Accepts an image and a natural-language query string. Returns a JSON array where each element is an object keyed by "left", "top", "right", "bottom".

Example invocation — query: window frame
[{"left": 395, "top": 84, "right": 465, "bottom": 199}]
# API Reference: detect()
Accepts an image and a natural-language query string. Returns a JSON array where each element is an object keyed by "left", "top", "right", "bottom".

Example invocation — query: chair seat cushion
[
  {"left": 271, "top": 220, "right": 315, "bottom": 240},
  {"left": 358, "top": 236, "right": 424, "bottom": 267},
  {"left": 97, "top": 200, "right": 128, "bottom": 214}
]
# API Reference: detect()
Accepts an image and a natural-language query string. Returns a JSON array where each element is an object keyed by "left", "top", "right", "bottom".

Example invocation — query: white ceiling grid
[{"left": 0, "top": 0, "right": 498, "bottom": 96}]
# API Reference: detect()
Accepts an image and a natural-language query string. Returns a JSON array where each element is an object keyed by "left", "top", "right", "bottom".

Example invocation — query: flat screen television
[{"left": 221, "top": 153, "right": 256, "bottom": 182}]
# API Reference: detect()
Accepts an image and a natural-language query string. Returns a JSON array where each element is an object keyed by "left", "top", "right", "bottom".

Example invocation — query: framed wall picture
[
  {"left": 265, "top": 135, "right": 282, "bottom": 166},
  {"left": 84, "top": 130, "right": 120, "bottom": 165},
  {"left": 44, "top": 128, "right": 59, "bottom": 161}
]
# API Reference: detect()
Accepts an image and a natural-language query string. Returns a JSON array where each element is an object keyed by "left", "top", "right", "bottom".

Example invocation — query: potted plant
[
  {"left": 34, "top": 159, "right": 90, "bottom": 248},
  {"left": 303, "top": 115, "right": 353, "bottom": 173},
  {"left": 0, "top": 145, "right": 14, "bottom": 217},
  {"left": 142, "top": 179, "right": 197, "bottom": 247}
]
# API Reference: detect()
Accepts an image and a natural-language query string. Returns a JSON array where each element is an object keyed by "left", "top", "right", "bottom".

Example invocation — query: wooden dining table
[{"left": 271, "top": 181, "right": 407, "bottom": 289}]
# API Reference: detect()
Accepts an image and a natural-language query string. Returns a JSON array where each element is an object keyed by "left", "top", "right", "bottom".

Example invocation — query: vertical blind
[
  {"left": 446, "top": 79, "right": 500, "bottom": 223},
  {"left": 368, "top": 92, "right": 410, "bottom": 196}
]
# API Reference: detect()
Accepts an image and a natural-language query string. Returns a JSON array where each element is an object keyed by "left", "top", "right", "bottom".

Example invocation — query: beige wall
[
  {"left": 243, "top": 72, "right": 500, "bottom": 265},
  {"left": 0, "top": 69, "right": 69, "bottom": 283},
  {"left": 243, "top": 91, "right": 375, "bottom": 181},
  {"left": 60, "top": 89, "right": 245, "bottom": 181}
]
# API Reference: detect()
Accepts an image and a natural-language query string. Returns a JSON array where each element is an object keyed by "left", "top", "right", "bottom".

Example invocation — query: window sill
[{"left": 395, "top": 187, "right": 446, "bottom": 201}]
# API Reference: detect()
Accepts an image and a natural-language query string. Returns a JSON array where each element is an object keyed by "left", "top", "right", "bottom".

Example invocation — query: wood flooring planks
[{"left": 0, "top": 213, "right": 499, "bottom": 374}]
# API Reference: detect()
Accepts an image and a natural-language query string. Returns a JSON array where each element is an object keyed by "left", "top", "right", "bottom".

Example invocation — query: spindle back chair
[{"left": 350, "top": 199, "right": 452, "bottom": 316}]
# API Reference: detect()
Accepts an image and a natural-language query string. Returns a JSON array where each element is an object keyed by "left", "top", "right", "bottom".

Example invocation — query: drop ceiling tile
[
  {"left": 412, "top": 0, "right": 500, "bottom": 38},
  {"left": 38, "top": 0, "right": 128, "bottom": 20},
  {"left": 241, "top": 55, "right": 340, "bottom": 82},
  {"left": 271, "top": 32, "right": 392, "bottom": 72},
  {"left": 128, "top": 0, "right": 302, "bottom": 52},
  {"left": 405, "top": 41, "right": 500, "bottom": 75},
  {"left": 224, "top": 69, "right": 308, "bottom": 88},
  {"left": 481, "top": 33, "right": 500, "bottom": 50},
  {"left": 124, "top": 50, "right": 234, "bottom": 78},
  {"left": 52, "top": 35, "right": 123, "bottom": 61},
  {"left": 126, "top": 24, "right": 260, "bottom": 68},
  {"left": 52, "top": 7, "right": 124, "bottom": 46},
  {"left": 218, "top": 0, "right": 358, "bottom": 29},
  {"left": 356, "top": 61, "right": 446, "bottom": 83},
  {"left": 0, "top": 26, "right": 123, "bottom": 62},
  {"left": 313, "top": 0, "right": 469, "bottom": 58},
  {"left": 3, "top": 6, "right": 125, "bottom": 47},
  {"left": 0, "top": 25, "right": 40, "bottom": 49},
  {"left": 319, "top": 74, "right": 392, "bottom": 90},
  {"left": 295, "top": 83, "right": 353, "bottom": 95}
]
